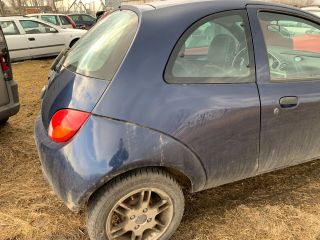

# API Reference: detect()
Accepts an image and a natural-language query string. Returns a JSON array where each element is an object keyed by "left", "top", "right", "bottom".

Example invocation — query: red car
[{"left": 293, "top": 34, "right": 320, "bottom": 52}]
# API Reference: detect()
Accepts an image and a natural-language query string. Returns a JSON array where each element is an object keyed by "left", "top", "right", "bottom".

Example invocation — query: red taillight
[
  {"left": 0, "top": 54, "right": 10, "bottom": 81},
  {"left": 48, "top": 109, "right": 90, "bottom": 143},
  {"left": 66, "top": 16, "right": 76, "bottom": 29}
]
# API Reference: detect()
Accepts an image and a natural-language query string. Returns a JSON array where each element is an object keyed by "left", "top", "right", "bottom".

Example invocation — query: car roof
[
  {"left": 0, "top": 16, "right": 31, "bottom": 20},
  {"left": 143, "top": 0, "right": 288, "bottom": 9},
  {"left": 28, "top": 13, "right": 67, "bottom": 16},
  {"left": 0, "top": 15, "right": 63, "bottom": 28},
  {"left": 120, "top": 0, "right": 301, "bottom": 20},
  {"left": 68, "top": 13, "right": 92, "bottom": 16}
]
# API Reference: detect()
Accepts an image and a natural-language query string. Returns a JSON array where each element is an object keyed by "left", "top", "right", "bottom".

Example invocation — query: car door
[
  {"left": 247, "top": 5, "right": 320, "bottom": 172},
  {"left": 0, "top": 20, "right": 30, "bottom": 61},
  {"left": 163, "top": 10, "right": 261, "bottom": 188},
  {"left": 19, "top": 19, "right": 66, "bottom": 57}
]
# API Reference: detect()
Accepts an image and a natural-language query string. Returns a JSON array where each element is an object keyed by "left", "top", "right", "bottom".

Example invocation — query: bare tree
[
  {"left": 10, "top": 0, "right": 16, "bottom": 8},
  {"left": 0, "top": 0, "right": 4, "bottom": 16},
  {"left": 17, "top": 0, "right": 24, "bottom": 14},
  {"left": 51, "top": 0, "right": 57, "bottom": 12},
  {"left": 32, "top": 0, "right": 39, "bottom": 7}
]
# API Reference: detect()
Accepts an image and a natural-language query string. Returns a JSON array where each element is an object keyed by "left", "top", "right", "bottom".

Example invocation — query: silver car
[{"left": 0, "top": 26, "right": 19, "bottom": 123}]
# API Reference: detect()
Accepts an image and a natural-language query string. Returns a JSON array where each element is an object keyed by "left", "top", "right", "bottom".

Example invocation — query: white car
[
  {"left": 27, "top": 13, "right": 76, "bottom": 29},
  {"left": 0, "top": 16, "right": 86, "bottom": 61},
  {"left": 301, "top": 6, "right": 320, "bottom": 17}
]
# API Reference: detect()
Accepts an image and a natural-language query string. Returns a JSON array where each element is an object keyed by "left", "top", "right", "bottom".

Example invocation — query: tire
[{"left": 87, "top": 168, "right": 185, "bottom": 240}]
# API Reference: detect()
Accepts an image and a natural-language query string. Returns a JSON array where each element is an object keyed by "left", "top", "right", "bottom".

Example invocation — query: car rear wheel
[{"left": 86, "top": 168, "right": 185, "bottom": 240}]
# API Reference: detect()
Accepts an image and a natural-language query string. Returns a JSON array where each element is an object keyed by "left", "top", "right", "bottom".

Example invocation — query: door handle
[
  {"left": 279, "top": 96, "right": 298, "bottom": 109},
  {"left": 28, "top": 37, "right": 35, "bottom": 41}
]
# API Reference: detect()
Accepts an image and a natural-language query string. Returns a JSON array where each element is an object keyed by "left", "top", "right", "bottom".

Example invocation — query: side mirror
[
  {"left": 267, "top": 24, "right": 280, "bottom": 32},
  {"left": 49, "top": 27, "right": 58, "bottom": 33}
]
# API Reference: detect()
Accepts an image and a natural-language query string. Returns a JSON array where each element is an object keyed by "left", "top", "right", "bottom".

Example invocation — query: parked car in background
[
  {"left": 27, "top": 13, "right": 77, "bottom": 29},
  {"left": 35, "top": 1, "right": 320, "bottom": 240},
  {"left": 302, "top": 6, "right": 320, "bottom": 17},
  {"left": 68, "top": 13, "right": 96, "bottom": 29},
  {"left": 0, "top": 16, "right": 86, "bottom": 61},
  {"left": 260, "top": 16, "right": 320, "bottom": 53},
  {"left": 0, "top": 26, "right": 19, "bottom": 124}
]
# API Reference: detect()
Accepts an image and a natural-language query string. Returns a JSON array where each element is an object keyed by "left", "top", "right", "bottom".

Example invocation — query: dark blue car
[{"left": 35, "top": 1, "right": 320, "bottom": 239}]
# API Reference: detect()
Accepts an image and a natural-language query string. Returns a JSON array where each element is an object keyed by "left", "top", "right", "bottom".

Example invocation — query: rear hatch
[
  {"left": 0, "top": 27, "right": 10, "bottom": 107},
  {"left": 41, "top": 10, "right": 139, "bottom": 130}
]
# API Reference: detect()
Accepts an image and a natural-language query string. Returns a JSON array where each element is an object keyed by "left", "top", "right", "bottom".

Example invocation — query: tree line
[{"left": 0, "top": 0, "right": 59, "bottom": 15}]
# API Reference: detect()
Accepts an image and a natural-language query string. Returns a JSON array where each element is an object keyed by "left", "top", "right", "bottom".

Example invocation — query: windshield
[{"left": 63, "top": 10, "right": 138, "bottom": 80}]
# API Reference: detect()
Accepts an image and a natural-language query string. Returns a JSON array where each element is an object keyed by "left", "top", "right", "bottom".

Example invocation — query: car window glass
[
  {"left": 82, "top": 15, "right": 94, "bottom": 22},
  {"left": 165, "top": 11, "right": 253, "bottom": 83},
  {"left": 63, "top": 10, "right": 138, "bottom": 80},
  {"left": 59, "top": 16, "right": 70, "bottom": 25},
  {"left": 20, "top": 20, "right": 52, "bottom": 34},
  {"left": 41, "top": 15, "right": 58, "bottom": 25},
  {"left": 0, "top": 21, "right": 19, "bottom": 35},
  {"left": 258, "top": 12, "right": 320, "bottom": 81},
  {"left": 69, "top": 15, "right": 80, "bottom": 22}
]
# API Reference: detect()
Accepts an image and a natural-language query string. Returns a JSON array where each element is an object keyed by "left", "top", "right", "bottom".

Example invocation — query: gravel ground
[{"left": 1, "top": 59, "right": 320, "bottom": 240}]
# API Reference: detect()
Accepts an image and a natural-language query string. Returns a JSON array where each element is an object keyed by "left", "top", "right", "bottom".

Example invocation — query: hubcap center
[{"left": 135, "top": 214, "right": 147, "bottom": 225}]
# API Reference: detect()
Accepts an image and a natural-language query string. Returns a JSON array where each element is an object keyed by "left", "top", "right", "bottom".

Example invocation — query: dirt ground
[{"left": 1, "top": 59, "right": 320, "bottom": 240}]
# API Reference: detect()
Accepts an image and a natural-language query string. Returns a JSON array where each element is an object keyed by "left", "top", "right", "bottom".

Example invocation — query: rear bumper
[
  {"left": 0, "top": 104, "right": 19, "bottom": 121},
  {"left": 34, "top": 115, "right": 97, "bottom": 212},
  {"left": 0, "top": 80, "right": 19, "bottom": 121}
]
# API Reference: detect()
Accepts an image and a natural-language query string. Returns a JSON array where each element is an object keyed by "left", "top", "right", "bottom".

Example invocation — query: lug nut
[
  {"left": 130, "top": 215, "right": 135, "bottom": 220},
  {"left": 147, "top": 218, "right": 152, "bottom": 222},
  {"left": 134, "top": 225, "right": 140, "bottom": 230},
  {"left": 143, "top": 208, "right": 148, "bottom": 213}
]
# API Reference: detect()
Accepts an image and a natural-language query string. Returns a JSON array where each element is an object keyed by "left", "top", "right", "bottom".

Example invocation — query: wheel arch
[
  {"left": 86, "top": 165, "right": 192, "bottom": 208},
  {"left": 69, "top": 38, "right": 80, "bottom": 47},
  {"left": 48, "top": 115, "right": 207, "bottom": 211}
]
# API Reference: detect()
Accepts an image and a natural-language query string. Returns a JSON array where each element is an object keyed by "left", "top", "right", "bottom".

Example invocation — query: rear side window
[
  {"left": 41, "top": 15, "right": 59, "bottom": 25},
  {"left": 59, "top": 16, "right": 70, "bottom": 25},
  {"left": 165, "top": 11, "right": 254, "bottom": 84},
  {"left": 0, "top": 21, "right": 19, "bottom": 35},
  {"left": 63, "top": 10, "right": 138, "bottom": 80}
]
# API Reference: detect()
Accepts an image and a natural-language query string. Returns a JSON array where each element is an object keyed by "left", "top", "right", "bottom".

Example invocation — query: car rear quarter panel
[{"left": 35, "top": 114, "right": 206, "bottom": 210}]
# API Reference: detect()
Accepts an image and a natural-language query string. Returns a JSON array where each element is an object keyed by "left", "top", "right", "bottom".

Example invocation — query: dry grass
[{"left": 1, "top": 59, "right": 320, "bottom": 239}]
